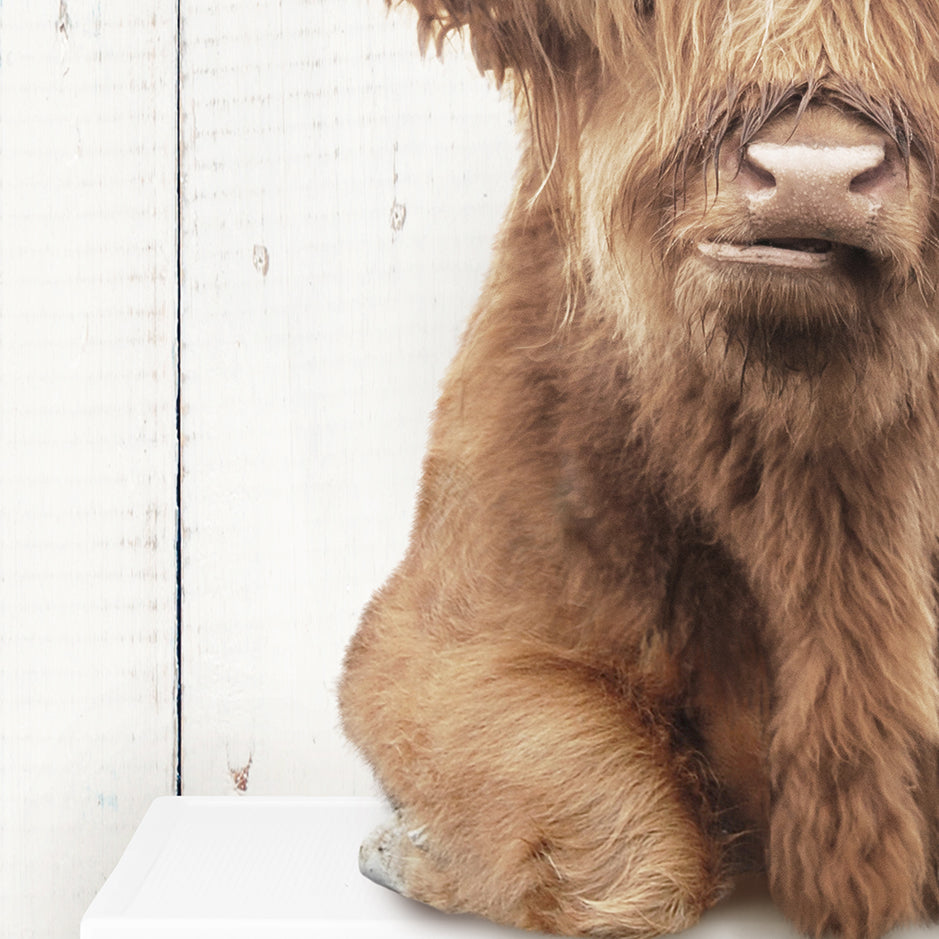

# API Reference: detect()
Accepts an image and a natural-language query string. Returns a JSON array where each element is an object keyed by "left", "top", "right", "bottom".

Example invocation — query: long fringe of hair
[{"left": 391, "top": 0, "right": 939, "bottom": 313}]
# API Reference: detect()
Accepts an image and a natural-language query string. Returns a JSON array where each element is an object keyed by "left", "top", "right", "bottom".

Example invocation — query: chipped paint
[
  {"left": 252, "top": 244, "right": 269, "bottom": 276},
  {"left": 229, "top": 755, "right": 253, "bottom": 793},
  {"left": 390, "top": 141, "right": 407, "bottom": 238},
  {"left": 390, "top": 201, "right": 407, "bottom": 232},
  {"left": 56, "top": 0, "right": 71, "bottom": 75}
]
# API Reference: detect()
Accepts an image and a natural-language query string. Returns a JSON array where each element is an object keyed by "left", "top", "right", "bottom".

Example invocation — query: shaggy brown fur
[{"left": 339, "top": 3, "right": 939, "bottom": 937}]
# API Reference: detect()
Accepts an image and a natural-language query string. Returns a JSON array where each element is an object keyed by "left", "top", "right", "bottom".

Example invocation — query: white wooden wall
[{"left": 0, "top": 1, "right": 517, "bottom": 936}]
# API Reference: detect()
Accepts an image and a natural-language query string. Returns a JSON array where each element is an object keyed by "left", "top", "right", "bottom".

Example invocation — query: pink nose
[{"left": 728, "top": 111, "right": 906, "bottom": 248}]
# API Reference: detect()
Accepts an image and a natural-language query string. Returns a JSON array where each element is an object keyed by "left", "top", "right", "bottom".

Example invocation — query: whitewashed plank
[
  {"left": 179, "top": 0, "right": 517, "bottom": 796},
  {"left": 0, "top": 3, "right": 179, "bottom": 936}
]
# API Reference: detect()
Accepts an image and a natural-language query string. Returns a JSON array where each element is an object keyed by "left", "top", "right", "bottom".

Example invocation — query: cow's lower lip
[{"left": 697, "top": 240, "right": 835, "bottom": 269}]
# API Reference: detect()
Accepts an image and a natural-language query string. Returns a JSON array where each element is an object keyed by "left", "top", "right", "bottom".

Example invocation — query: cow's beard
[
  {"left": 672, "top": 245, "right": 913, "bottom": 391},
  {"left": 627, "top": 243, "right": 939, "bottom": 449}
]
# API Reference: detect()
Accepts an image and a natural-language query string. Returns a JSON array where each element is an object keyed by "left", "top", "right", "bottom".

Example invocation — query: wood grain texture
[
  {"left": 178, "top": 0, "right": 517, "bottom": 797},
  {"left": 1, "top": 2, "right": 517, "bottom": 934},
  {"left": 0, "top": 2, "right": 179, "bottom": 936}
]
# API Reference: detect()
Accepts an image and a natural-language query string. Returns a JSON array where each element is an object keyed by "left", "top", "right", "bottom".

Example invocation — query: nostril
[
  {"left": 849, "top": 148, "right": 898, "bottom": 197},
  {"left": 735, "top": 147, "right": 776, "bottom": 192}
]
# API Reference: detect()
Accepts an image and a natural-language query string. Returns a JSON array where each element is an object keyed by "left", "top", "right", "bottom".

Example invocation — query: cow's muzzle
[{"left": 698, "top": 105, "right": 909, "bottom": 270}]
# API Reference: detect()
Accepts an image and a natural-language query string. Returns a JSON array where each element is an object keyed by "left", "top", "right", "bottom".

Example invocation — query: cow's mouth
[{"left": 697, "top": 239, "right": 836, "bottom": 269}]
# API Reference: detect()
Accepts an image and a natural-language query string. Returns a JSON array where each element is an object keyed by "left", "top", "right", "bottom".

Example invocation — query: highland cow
[{"left": 338, "top": 2, "right": 939, "bottom": 937}]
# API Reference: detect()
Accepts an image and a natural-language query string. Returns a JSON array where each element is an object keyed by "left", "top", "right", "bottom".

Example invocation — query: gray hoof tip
[{"left": 358, "top": 819, "right": 410, "bottom": 894}]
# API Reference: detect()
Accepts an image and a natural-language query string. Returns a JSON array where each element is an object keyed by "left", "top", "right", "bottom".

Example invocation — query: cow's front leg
[{"left": 765, "top": 555, "right": 939, "bottom": 939}]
